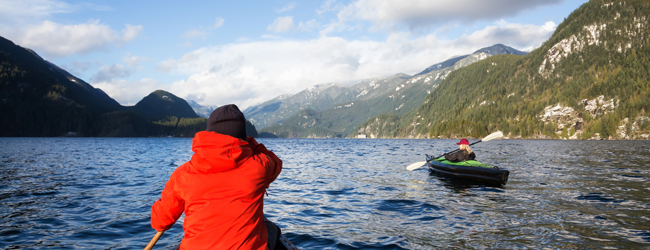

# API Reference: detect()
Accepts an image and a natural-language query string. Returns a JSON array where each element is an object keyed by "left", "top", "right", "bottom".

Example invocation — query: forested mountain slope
[
  {"left": 131, "top": 90, "right": 199, "bottom": 120},
  {"left": 0, "top": 36, "right": 237, "bottom": 137},
  {"left": 0, "top": 36, "right": 124, "bottom": 136},
  {"left": 358, "top": 0, "right": 650, "bottom": 140}
]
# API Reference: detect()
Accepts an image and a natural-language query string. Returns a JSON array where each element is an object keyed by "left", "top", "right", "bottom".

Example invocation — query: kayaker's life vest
[{"left": 444, "top": 150, "right": 476, "bottom": 162}]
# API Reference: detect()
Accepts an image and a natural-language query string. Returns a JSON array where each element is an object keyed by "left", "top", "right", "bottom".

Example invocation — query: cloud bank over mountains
[
  {"left": 0, "top": 0, "right": 570, "bottom": 107},
  {"left": 154, "top": 23, "right": 556, "bottom": 108},
  {"left": 343, "top": 0, "right": 562, "bottom": 30}
]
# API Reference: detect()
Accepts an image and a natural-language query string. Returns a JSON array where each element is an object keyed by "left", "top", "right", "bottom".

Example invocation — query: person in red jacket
[{"left": 151, "top": 104, "right": 283, "bottom": 250}]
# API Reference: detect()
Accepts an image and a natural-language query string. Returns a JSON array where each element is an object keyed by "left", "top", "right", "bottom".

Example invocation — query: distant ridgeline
[
  {"left": 0, "top": 36, "right": 258, "bottom": 137},
  {"left": 357, "top": 0, "right": 650, "bottom": 140},
  {"left": 250, "top": 44, "right": 528, "bottom": 138}
]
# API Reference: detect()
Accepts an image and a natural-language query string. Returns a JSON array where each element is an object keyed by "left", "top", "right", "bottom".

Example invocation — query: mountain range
[
  {"left": 187, "top": 100, "right": 217, "bottom": 118},
  {"left": 246, "top": 0, "right": 649, "bottom": 140},
  {"left": 2, "top": 0, "right": 648, "bottom": 140},
  {"left": 247, "top": 44, "right": 528, "bottom": 138},
  {"left": 0, "top": 36, "right": 256, "bottom": 137}
]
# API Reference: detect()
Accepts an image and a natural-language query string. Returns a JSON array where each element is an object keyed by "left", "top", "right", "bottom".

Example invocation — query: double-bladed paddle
[{"left": 405, "top": 131, "right": 503, "bottom": 171}]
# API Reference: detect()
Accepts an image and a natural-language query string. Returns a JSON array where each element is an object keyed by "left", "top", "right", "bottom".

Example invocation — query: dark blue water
[{"left": 1, "top": 138, "right": 649, "bottom": 249}]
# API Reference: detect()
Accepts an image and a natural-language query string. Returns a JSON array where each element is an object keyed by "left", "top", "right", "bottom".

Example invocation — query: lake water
[{"left": 1, "top": 138, "right": 649, "bottom": 249}]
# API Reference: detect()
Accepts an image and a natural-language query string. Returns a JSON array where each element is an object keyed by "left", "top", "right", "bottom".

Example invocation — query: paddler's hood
[{"left": 189, "top": 131, "right": 253, "bottom": 173}]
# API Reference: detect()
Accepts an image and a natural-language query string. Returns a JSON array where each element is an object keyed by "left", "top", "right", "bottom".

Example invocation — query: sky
[{"left": 0, "top": 0, "right": 589, "bottom": 109}]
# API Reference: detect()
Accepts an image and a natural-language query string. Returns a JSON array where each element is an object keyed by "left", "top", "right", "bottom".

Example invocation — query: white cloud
[
  {"left": 90, "top": 54, "right": 148, "bottom": 82},
  {"left": 0, "top": 1, "right": 131, "bottom": 57},
  {"left": 123, "top": 54, "right": 149, "bottom": 68},
  {"left": 0, "top": 0, "right": 113, "bottom": 19},
  {"left": 93, "top": 78, "right": 161, "bottom": 106},
  {"left": 183, "top": 17, "right": 224, "bottom": 40},
  {"left": 60, "top": 60, "right": 98, "bottom": 76},
  {"left": 121, "top": 24, "right": 143, "bottom": 42},
  {"left": 297, "top": 19, "right": 319, "bottom": 32},
  {"left": 0, "top": 0, "right": 72, "bottom": 23},
  {"left": 183, "top": 29, "right": 207, "bottom": 40},
  {"left": 277, "top": 2, "right": 296, "bottom": 13},
  {"left": 145, "top": 20, "right": 553, "bottom": 109},
  {"left": 268, "top": 16, "right": 294, "bottom": 33},
  {"left": 79, "top": 2, "right": 113, "bottom": 12},
  {"left": 336, "top": 0, "right": 563, "bottom": 31},
  {"left": 156, "top": 58, "right": 177, "bottom": 72},
  {"left": 212, "top": 17, "right": 224, "bottom": 29},
  {"left": 70, "top": 60, "right": 96, "bottom": 72},
  {"left": 91, "top": 64, "right": 132, "bottom": 82},
  {"left": 317, "top": 0, "right": 342, "bottom": 15},
  {"left": 319, "top": 20, "right": 348, "bottom": 37},
  {"left": 15, "top": 20, "right": 142, "bottom": 57},
  {"left": 454, "top": 21, "right": 557, "bottom": 51}
]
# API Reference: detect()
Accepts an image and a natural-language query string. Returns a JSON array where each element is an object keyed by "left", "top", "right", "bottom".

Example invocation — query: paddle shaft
[{"left": 144, "top": 231, "right": 164, "bottom": 250}]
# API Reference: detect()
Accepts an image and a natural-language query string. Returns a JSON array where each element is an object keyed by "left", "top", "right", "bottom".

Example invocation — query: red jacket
[{"left": 151, "top": 131, "right": 282, "bottom": 250}]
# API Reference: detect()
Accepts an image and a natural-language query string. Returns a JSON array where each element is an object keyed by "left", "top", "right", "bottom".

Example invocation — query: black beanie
[{"left": 206, "top": 104, "right": 247, "bottom": 140}]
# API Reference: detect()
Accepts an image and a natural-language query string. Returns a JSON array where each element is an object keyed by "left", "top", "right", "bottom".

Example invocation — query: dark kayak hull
[{"left": 426, "top": 155, "right": 509, "bottom": 185}]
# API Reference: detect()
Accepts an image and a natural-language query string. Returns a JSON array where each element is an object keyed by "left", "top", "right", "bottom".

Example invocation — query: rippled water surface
[{"left": 1, "top": 138, "right": 649, "bottom": 249}]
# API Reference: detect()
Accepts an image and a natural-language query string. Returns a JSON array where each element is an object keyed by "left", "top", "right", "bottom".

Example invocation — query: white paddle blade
[
  {"left": 406, "top": 161, "right": 427, "bottom": 171},
  {"left": 482, "top": 131, "right": 503, "bottom": 142}
]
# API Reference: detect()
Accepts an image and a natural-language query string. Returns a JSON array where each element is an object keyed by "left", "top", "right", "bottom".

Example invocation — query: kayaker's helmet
[
  {"left": 456, "top": 138, "right": 469, "bottom": 145},
  {"left": 207, "top": 104, "right": 247, "bottom": 141}
]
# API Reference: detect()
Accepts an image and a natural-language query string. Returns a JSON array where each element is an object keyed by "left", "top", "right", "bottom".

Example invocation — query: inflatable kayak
[{"left": 426, "top": 154, "right": 509, "bottom": 185}]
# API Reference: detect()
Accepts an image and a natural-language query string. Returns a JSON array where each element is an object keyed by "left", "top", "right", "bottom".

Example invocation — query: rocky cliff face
[
  {"left": 538, "top": 95, "right": 622, "bottom": 139},
  {"left": 356, "top": 114, "right": 401, "bottom": 139}
]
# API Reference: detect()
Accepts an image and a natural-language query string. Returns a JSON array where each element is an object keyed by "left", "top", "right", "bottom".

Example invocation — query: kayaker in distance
[
  {"left": 444, "top": 138, "right": 476, "bottom": 162},
  {"left": 150, "top": 104, "right": 283, "bottom": 250}
]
